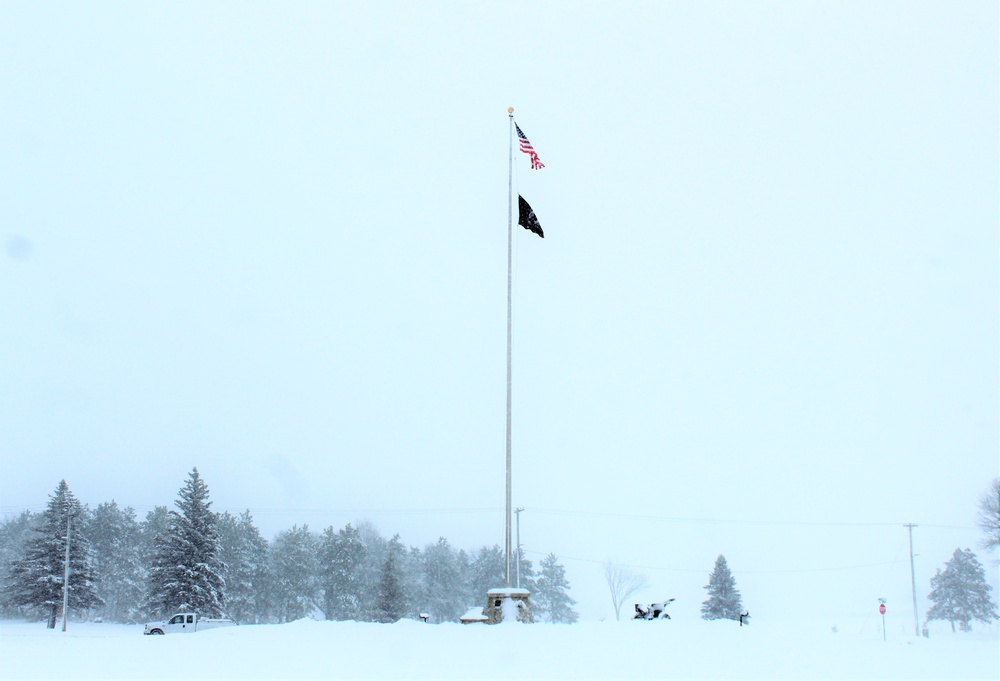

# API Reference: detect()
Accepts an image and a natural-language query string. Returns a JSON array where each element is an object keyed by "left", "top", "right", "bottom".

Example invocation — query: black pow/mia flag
[{"left": 517, "top": 195, "right": 544, "bottom": 238}]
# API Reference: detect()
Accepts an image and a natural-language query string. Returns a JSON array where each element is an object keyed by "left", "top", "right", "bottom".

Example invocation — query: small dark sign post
[{"left": 878, "top": 600, "right": 887, "bottom": 640}]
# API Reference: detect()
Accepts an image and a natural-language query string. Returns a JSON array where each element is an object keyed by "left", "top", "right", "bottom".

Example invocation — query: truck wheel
[{"left": 150, "top": 629, "right": 164, "bottom": 635}]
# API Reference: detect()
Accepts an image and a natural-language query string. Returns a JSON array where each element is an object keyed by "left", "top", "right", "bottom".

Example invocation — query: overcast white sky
[{"left": 1, "top": 1, "right": 997, "bottom": 624}]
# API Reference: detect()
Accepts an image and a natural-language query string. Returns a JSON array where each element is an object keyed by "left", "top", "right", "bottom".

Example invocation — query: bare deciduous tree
[
  {"left": 604, "top": 561, "right": 648, "bottom": 621},
  {"left": 977, "top": 478, "right": 1000, "bottom": 557}
]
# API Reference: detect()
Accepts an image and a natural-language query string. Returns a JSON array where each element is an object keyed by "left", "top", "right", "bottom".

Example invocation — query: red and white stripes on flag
[{"left": 515, "top": 122, "right": 545, "bottom": 170}]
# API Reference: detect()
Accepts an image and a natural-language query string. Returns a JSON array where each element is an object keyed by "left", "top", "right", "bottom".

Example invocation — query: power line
[
  {"left": 521, "top": 548, "right": 910, "bottom": 576},
  {"left": 214, "top": 507, "right": 499, "bottom": 517},
  {"left": 523, "top": 507, "right": 977, "bottom": 530}
]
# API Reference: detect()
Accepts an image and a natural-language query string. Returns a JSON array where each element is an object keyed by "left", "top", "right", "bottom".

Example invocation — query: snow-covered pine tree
[
  {"left": 926, "top": 547, "right": 999, "bottom": 632},
  {"left": 534, "top": 553, "right": 578, "bottom": 623},
  {"left": 5, "top": 481, "right": 102, "bottom": 627},
  {"left": 87, "top": 501, "right": 144, "bottom": 623},
  {"left": 269, "top": 524, "right": 319, "bottom": 622},
  {"left": 375, "top": 535, "right": 406, "bottom": 623},
  {"left": 701, "top": 554, "right": 743, "bottom": 620},
  {"left": 317, "top": 526, "right": 337, "bottom": 620},
  {"left": 515, "top": 550, "right": 537, "bottom": 595},
  {"left": 146, "top": 468, "right": 225, "bottom": 618},
  {"left": 468, "top": 545, "right": 504, "bottom": 606},
  {"left": 217, "top": 510, "right": 270, "bottom": 624},
  {"left": 403, "top": 545, "right": 428, "bottom": 620},
  {"left": 319, "top": 523, "right": 367, "bottom": 621},
  {"left": 355, "top": 520, "right": 388, "bottom": 622},
  {"left": 215, "top": 512, "right": 242, "bottom": 617},
  {"left": 0, "top": 510, "right": 40, "bottom": 618},
  {"left": 0, "top": 511, "right": 40, "bottom": 568},
  {"left": 137, "top": 506, "right": 171, "bottom": 620},
  {"left": 455, "top": 548, "right": 474, "bottom": 611},
  {"left": 422, "top": 537, "right": 464, "bottom": 623}
]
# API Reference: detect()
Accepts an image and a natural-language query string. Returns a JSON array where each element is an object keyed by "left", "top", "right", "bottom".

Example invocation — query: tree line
[{"left": 0, "top": 469, "right": 578, "bottom": 626}]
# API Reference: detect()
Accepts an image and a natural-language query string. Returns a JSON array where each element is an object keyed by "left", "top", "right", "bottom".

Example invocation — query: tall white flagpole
[{"left": 505, "top": 107, "right": 514, "bottom": 588}]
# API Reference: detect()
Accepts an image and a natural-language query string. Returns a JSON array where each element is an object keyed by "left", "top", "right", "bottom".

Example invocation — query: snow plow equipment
[{"left": 633, "top": 599, "right": 675, "bottom": 620}]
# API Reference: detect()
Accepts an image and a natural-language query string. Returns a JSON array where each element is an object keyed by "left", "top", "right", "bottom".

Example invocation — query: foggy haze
[{"left": 1, "top": 1, "right": 997, "bottom": 624}]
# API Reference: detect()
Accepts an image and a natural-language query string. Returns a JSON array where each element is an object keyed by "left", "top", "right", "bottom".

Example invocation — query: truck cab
[
  {"left": 163, "top": 613, "right": 197, "bottom": 633},
  {"left": 144, "top": 612, "right": 235, "bottom": 635}
]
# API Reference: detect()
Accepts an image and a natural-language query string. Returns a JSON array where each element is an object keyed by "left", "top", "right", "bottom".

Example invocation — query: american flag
[{"left": 515, "top": 123, "right": 545, "bottom": 170}]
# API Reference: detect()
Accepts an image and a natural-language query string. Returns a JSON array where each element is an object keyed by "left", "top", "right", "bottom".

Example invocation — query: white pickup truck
[{"left": 144, "top": 612, "right": 236, "bottom": 635}]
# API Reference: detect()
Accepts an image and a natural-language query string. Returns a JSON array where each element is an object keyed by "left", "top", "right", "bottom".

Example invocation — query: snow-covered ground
[{"left": 1, "top": 618, "right": 997, "bottom": 680}]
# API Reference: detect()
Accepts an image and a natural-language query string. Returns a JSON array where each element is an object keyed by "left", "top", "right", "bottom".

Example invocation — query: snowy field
[{"left": 0, "top": 618, "right": 997, "bottom": 681}]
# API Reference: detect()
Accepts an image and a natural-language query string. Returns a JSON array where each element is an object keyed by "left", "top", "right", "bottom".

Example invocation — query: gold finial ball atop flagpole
[{"left": 508, "top": 107, "right": 514, "bottom": 114}]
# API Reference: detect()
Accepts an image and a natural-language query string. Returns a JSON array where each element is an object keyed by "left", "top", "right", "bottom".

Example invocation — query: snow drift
[{"left": 1, "top": 617, "right": 997, "bottom": 680}]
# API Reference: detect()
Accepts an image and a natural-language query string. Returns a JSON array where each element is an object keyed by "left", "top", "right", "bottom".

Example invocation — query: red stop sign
[{"left": 879, "top": 604, "right": 886, "bottom": 615}]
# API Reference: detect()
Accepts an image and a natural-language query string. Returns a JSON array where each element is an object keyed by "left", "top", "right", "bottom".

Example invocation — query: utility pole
[
  {"left": 904, "top": 523, "right": 918, "bottom": 636},
  {"left": 61, "top": 514, "right": 72, "bottom": 632},
  {"left": 515, "top": 507, "right": 524, "bottom": 588}
]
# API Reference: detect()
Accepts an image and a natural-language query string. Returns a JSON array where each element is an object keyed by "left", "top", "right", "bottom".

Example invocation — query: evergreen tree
[
  {"left": 926, "top": 547, "right": 999, "bottom": 632},
  {"left": 701, "top": 554, "right": 743, "bottom": 620},
  {"left": 5, "top": 481, "right": 102, "bottom": 627},
  {"left": 319, "top": 523, "right": 368, "bottom": 621},
  {"left": 269, "top": 524, "right": 319, "bottom": 622},
  {"left": 0, "top": 511, "right": 40, "bottom": 619},
  {"left": 515, "top": 549, "right": 537, "bottom": 595},
  {"left": 534, "top": 553, "right": 578, "bottom": 623},
  {"left": 317, "top": 526, "right": 337, "bottom": 619},
  {"left": 455, "top": 548, "right": 474, "bottom": 610},
  {"left": 0, "top": 511, "right": 40, "bottom": 570},
  {"left": 354, "top": 520, "right": 388, "bottom": 622},
  {"left": 146, "top": 468, "right": 225, "bottom": 617},
  {"left": 217, "top": 510, "right": 270, "bottom": 624},
  {"left": 137, "top": 506, "right": 171, "bottom": 620},
  {"left": 375, "top": 535, "right": 406, "bottom": 623},
  {"left": 468, "top": 545, "right": 505, "bottom": 607},
  {"left": 87, "top": 501, "right": 144, "bottom": 623},
  {"left": 422, "top": 537, "right": 464, "bottom": 623},
  {"left": 403, "top": 545, "right": 427, "bottom": 620}
]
